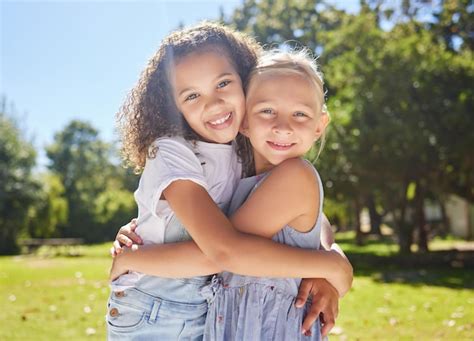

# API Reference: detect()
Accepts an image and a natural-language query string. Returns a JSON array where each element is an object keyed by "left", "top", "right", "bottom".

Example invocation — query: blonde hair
[{"left": 239, "top": 48, "right": 330, "bottom": 172}]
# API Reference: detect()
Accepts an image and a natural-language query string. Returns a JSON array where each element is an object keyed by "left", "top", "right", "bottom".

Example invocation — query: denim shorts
[{"left": 106, "top": 287, "right": 208, "bottom": 341}]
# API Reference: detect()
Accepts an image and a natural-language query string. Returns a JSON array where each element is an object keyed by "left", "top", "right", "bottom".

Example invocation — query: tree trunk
[
  {"left": 354, "top": 199, "right": 364, "bottom": 245},
  {"left": 0, "top": 223, "right": 20, "bottom": 255},
  {"left": 415, "top": 182, "right": 429, "bottom": 252},
  {"left": 398, "top": 221, "right": 414, "bottom": 254},
  {"left": 397, "top": 182, "right": 413, "bottom": 254},
  {"left": 439, "top": 199, "right": 451, "bottom": 237},
  {"left": 367, "top": 194, "right": 382, "bottom": 235}
]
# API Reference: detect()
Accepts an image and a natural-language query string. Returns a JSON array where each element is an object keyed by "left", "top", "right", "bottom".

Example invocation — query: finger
[
  {"left": 301, "top": 301, "right": 323, "bottom": 335},
  {"left": 130, "top": 218, "right": 138, "bottom": 230},
  {"left": 127, "top": 231, "right": 143, "bottom": 244},
  {"left": 295, "top": 279, "right": 314, "bottom": 308},
  {"left": 117, "top": 234, "right": 133, "bottom": 247},
  {"left": 119, "top": 228, "right": 142, "bottom": 244},
  {"left": 113, "top": 240, "right": 124, "bottom": 254},
  {"left": 321, "top": 317, "right": 335, "bottom": 337}
]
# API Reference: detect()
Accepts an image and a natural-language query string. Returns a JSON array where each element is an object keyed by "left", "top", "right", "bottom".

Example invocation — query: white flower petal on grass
[
  {"left": 49, "top": 305, "right": 57, "bottom": 312},
  {"left": 443, "top": 319, "right": 456, "bottom": 327},
  {"left": 409, "top": 305, "right": 417, "bottom": 312},
  {"left": 329, "top": 326, "right": 344, "bottom": 335},
  {"left": 75, "top": 272, "right": 83, "bottom": 278},
  {"left": 389, "top": 318, "right": 397, "bottom": 326},
  {"left": 85, "top": 327, "right": 96, "bottom": 336},
  {"left": 83, "top": 306, "right": 91, "bottom": 314},
  {"left": 451, "top": 311, "right": 464, "bottom": 319},
  {"left": 8, "top": 294, "right": 16, "bottom": 302},
  {"left": 88, "top": 294, "right": 96, "bottom": 301}
]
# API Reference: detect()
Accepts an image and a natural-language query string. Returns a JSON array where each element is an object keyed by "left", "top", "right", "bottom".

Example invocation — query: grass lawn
[{"left": 1, "top": 237, "right": 473, "bottom": 340}]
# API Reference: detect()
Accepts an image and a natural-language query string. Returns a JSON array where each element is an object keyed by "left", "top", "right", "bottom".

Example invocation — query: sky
[{"left": 1, "top": 0, "right": 359, "bottom": 168}]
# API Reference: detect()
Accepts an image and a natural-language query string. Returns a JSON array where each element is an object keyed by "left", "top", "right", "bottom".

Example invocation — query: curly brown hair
[{"left": 117, "top": 21, "right": 261, "bottom": 172}]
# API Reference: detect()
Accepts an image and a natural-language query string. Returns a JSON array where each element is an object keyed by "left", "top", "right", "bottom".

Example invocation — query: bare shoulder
[
  {"left": 267, "top": 158, "right": 318, "bottom": 187},
  {"left": 256, "top": 158, "right": 320, "bottom": 204},
  {"left": 262, "top": 158, "right": 320, "bottom": 232}
]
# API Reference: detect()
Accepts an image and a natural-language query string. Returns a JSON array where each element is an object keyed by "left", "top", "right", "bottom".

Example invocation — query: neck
[{"left": 253, "top": 148, "right": 275, "bottom": 175}]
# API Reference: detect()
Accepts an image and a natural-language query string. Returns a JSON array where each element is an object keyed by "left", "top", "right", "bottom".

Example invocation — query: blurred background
[{"left": 1, "top": 0, "right": 473, "bottom": 340}]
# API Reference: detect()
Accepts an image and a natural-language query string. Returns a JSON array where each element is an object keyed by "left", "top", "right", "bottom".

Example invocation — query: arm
[
  {"left": 163, "top": 158, "right": 352, "bottom": 294},
  {"left": 112, "top": 159, "right": 352, "bottom": 294}
]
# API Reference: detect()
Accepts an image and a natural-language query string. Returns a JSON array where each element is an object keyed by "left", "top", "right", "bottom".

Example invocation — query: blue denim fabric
[
  {"left": 107, "top": 286, "right": 208, "bottom": 341},
  {"left": 107, "top": 213, "right": 212, "bottom": 340}
]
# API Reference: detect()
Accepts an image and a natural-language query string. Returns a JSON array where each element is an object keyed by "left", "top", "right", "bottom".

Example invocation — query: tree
[
  {"left": 227, "top": 0, "right": 473, "bottom": 253},
  {"left": 46, "top": 120, "right": 137, "bottom": 242},
  {"left": 0, "top": 106, "right": 38, "bottom": 254},
  {"left": 26, "top": 173, "right": 68, "bottom": 238}
]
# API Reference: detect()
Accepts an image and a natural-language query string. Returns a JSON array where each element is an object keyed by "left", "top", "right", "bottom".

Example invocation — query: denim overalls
[{"left": 107, "top": 213, "right": 216, "bottom": 341}]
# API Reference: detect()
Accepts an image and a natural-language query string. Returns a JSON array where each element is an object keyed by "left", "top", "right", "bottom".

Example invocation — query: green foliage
[
  {"left": 93, "top": 186, "right": 136, "bottom": 241},
  {"left": 0, "top": 109, "right": 39, "bottom": 254},
  {"left": 46, "top": 120, "right": 138, "bottom": 242},
  {"left": 227, "top": 0, "right": 474, "bottom": 253},
  {"left": 27, "top": 173, "right": 68, "bottom": 238}
]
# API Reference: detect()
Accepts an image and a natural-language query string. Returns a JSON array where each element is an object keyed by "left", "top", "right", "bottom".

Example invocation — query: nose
[
  {"left": 204, "top": 94, "right": 225, "bottom": 113},
  {"left": 272, "top": 118, "right": 293, "bottom": 136}
]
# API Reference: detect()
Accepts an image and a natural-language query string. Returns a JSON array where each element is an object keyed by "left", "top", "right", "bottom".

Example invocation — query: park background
[{"left": 1, "top": 0, "right": 473, "bottom": 339}]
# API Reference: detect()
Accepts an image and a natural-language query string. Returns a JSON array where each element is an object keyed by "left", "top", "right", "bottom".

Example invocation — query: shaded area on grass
[{"left": 337, "top": 231, "right": 474, "bottom": 289}]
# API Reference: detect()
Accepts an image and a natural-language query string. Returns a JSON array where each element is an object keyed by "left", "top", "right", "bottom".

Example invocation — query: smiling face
[
  {"left": 242, "top": 71, "right": 328, "bottom": 174},
  {"left": 170, "top": 49, "right": 246, "bottom": 144}
]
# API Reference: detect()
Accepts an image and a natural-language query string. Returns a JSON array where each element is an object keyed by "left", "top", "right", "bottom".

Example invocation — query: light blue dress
[{"left": 203, "top": 160, "right": 327, "bottom": 341}]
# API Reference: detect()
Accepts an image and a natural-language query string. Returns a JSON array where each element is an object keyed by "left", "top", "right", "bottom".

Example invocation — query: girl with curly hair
[{"left": 108, "top": 22, "right": 351, "bottom": 340}]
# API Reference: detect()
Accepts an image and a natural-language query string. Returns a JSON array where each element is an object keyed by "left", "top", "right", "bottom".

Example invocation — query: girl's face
[
  {"left": 242, "top": 71, "right": 328, "bottom": 174},
  {"left": 171, "top": 50, "right": 245, "bottom": 144}
]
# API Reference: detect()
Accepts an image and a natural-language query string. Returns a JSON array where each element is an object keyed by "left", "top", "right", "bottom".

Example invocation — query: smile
[
  {"left": 267, "top": 141, "right": 296, "bottom": 150},
  {"left": 207, "top": 112, "right": 233, "bottom": 127}
]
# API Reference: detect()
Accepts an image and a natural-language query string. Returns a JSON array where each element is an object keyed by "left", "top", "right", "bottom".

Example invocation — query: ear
[
  {"left": 314, "top": 113, "right": 329, "bottom": 140},
  {"left": 239, "top": 115, "right": 250, "bottom": 137}
]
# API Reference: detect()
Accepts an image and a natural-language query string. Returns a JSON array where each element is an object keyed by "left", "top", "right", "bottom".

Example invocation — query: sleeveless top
[{"left": 203, "top": 159, "right": 326, "bottom": 341}]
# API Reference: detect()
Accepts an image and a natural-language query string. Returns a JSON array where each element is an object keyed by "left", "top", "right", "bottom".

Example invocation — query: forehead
[
  {"left": 247, "top": 69, "right": 316, "bottom": 93},
  {"left": 247, "top": 71, "right": 321, "bottom": 102},
  {"left": 170, "top": 50, "right": 238, "bottom": 90}
]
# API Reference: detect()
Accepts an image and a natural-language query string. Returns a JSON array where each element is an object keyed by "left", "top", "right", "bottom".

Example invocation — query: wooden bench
[{"left": 19, "top": 238, "right": 84, "bottom": 256}]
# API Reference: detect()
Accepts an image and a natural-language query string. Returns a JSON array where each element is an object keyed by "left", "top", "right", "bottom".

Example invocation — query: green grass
[
  {"left": 0, "top": 245, "right": 110, "bottom": 340},
  {"left": 1, "top": 240, "right": 473, "bottom": 340}
]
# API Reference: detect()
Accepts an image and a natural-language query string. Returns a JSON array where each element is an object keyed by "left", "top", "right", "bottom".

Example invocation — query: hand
[
  {"left": 109, "top": 253, "right": 129, "bottom": 282},
  {"left": 295, "top": 278, "right": 339, "bottom": 337},
  {"left": 110, "top": 218, "right": 143, "bottom": 257}
]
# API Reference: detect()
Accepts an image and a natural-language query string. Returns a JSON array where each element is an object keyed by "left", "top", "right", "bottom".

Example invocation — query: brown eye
[
  {"left": 217, "top": 80, "right": 231, "bottom": 89},
  {"left": 185, "top": 93, "right": 199, "bottom": 102}
]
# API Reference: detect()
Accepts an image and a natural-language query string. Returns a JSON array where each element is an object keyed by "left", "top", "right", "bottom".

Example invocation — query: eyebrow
[
  {"left": 178, "top": 72, "right": 235, "bottom": 97},
  {"left": 251, "top": 100, "right": 315, "bottom": 112}
]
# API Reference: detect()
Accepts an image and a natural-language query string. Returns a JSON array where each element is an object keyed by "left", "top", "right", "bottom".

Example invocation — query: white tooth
[{"left": 210, "top": 113, "right": 231, "bottom": 125}]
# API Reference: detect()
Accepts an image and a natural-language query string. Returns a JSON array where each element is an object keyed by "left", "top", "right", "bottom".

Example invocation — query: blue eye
[
  {"left": 185, "top": 93, "right": 199, "bottom": 102},
  {"left": 261, "top": 108, "right": 274, "bottom": 115},
  {"left": 294, "top": 111, "right": 308, "bottom": 118},
  {"left": 217, "top": 80, "right": 231, "bottom": 89}
]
